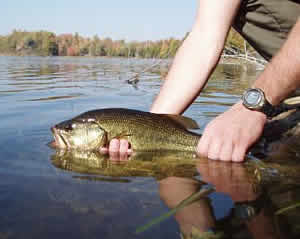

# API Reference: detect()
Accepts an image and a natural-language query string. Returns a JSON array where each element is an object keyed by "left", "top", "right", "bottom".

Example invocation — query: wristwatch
[
  {"left": 242, "top": 88, "right": 275, "bottom": 118},
  {"left": 233, "top": 193, "right": 269, "bottom": 220}
]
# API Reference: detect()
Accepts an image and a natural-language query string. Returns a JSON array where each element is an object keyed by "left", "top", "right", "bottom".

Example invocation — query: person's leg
[{"left": 233, "top": 0, "right": 300, "bottom": 61}]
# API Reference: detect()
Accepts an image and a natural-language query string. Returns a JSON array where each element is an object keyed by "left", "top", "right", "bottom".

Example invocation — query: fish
[{"left": 51, "top": 108, "right": 201, "bottom": 152}]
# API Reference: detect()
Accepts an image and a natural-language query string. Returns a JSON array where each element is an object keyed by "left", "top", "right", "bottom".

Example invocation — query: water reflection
[
  {"left": 50, "top": 148, "right": 300, "bottom": 238},
  {"left": 25, "top": 93, "right": 84, "bottom": 102},
  {"left": 191, "top": 63, "right": 262, "bottom": 123},
  {"left": 51, "top": 150, "right": 198, "bottom": 180},
  {"left": 159, "top": 159, "right": 295, "bottom": 239},
  {"left": 0, "top": 56, "right": 168, "bottom": 104},
  {"left": 1, "top": 56, "right": 300, "bottom": 239}
]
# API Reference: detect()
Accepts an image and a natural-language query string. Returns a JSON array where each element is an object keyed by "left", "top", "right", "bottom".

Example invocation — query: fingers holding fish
[
  {"left": 108, "top": 139, "right": 132, "bottom": 161},
  {"left": 119, "top": 139, "right": 132, "bottom": 155},
  {"left": 100, "top": 138, "right": 132, "bottom": 161},
  {"left": 108, "top": 150, "right": 130, "bottom": 161}
]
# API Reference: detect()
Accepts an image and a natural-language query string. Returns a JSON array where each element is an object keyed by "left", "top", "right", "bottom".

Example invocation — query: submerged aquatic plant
[
  {"left": 275, "top": 201, "right": 300, "bottom": 215},
  {"left": 135, "top": 187, "right": 215, "bottom": 234}
]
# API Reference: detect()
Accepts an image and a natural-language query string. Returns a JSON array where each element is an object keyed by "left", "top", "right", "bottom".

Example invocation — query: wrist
[
  {"left": 252, "top": 84, "right": 279, "bottom": 106},
  {"left": 234, "top": 101, "right": 267, "bottom": 122}
]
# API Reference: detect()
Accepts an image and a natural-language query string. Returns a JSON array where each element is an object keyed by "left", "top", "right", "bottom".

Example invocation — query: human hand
[
  {"left": 197, "top": 159, "right": 258, "bottom": 202},
  {"left": 197, "top": 102, "right": 267, "bottom": 162},
  {"left": 100, "top": 138, "right": 132, "bottom": 161}
]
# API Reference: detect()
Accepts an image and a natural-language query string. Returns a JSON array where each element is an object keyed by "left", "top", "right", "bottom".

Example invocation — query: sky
[{"left": 1, "top": 0, "right": 198, "bottom": 41}]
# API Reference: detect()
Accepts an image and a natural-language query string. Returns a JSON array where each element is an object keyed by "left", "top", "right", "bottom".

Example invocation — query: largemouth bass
[{"left": 51, "top": 108, "right": 201, "bottom": 152}]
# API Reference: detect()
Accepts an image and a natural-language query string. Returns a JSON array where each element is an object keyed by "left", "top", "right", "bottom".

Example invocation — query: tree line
[{"left": 0, "top": 29, "right": 247, "bottom": 58}]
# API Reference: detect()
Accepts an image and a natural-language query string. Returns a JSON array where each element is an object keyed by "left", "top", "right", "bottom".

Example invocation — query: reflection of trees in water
[{"left": 3, "top": 57, "right": 262, "bottom": 103}]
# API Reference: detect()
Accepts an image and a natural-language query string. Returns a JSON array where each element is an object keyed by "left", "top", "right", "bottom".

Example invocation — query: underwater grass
[
  {"left": 135, "top": 186, "right": 215, "bottom": 234},
  {"left": 275, "top": 201, "right": 300, "bottom": 215}
]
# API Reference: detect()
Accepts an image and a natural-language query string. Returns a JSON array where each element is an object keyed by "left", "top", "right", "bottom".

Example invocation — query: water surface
[{"left": 1, "top": 56, "right": 299, "bottom": 239}]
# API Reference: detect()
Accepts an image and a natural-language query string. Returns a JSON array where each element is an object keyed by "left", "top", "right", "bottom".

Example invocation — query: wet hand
[
  {"left": 100, "top": 138, "right": 132, "bottom": 161},
  {"left": 197, "top": 102, "right": 267, "bottom": 162}
]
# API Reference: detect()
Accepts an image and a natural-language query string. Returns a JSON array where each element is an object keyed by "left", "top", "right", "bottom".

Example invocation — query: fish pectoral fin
[
  {"left": 96, "top": 130, "right": 109, "bottom": 148},
  {"left": 160, "top": 114, "right": 199, "bottom": 129}
]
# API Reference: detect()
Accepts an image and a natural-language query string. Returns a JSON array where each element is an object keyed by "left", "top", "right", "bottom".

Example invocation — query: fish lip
[
  {"left": 47, "top": 140, "right": 57, "bottom": 149},
  {"left": 51, "top": 126, "right": 69, "bottom": 148}
]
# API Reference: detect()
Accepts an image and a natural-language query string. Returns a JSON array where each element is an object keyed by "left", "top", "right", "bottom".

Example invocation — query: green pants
[{"left": 233, "top": 0, "right": 300, "bottom": 61}]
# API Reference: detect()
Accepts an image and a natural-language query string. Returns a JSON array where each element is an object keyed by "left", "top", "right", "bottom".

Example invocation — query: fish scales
[
  {"left": 76, "top": 108, "right": 200, "bottom": 152},
  {"left": 52, "top": 108, "right": 201, "bottom": 152}
]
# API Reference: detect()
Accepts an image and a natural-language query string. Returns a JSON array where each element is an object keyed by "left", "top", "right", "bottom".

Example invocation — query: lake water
[{"left": 1, "top": 56, "right": 300, "bottom": 239}]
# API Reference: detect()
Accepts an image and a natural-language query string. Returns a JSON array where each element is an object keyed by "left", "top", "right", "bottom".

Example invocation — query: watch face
[{"left": 244, "top": 89, "right": 262, "bottom": 107}]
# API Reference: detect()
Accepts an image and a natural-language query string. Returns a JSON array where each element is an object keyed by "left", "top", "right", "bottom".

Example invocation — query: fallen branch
[
  {"left": 126, "top": 59, "right": 165, "bottom": 84},
  {"left": 222, "top": 45, "right": 267, "bottom": 69}
]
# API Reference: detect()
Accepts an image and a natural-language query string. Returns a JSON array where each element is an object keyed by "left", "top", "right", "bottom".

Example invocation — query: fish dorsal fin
[{"left": 160, "top": 114, "right": 199, "bottom": 129}]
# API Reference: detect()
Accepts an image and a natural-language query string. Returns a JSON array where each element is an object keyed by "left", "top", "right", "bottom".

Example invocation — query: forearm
[
  {"left": 253, "top": 19, "right": 300, "bottom": 105},
  {"left": 151, "top": 29, "right": 223, "bottom": 114},
  {"left": 150, "top": 0, "right": 242, "bottom": 114}
]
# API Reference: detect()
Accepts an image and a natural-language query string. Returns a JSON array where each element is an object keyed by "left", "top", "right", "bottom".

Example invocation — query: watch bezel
[{"left": 242, "top": 88, "right": 266, "bottom": 110}]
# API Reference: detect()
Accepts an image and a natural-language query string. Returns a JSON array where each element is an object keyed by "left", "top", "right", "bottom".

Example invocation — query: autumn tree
[{"left": 0, "top": 29, "right": 255, "bottom": 58}]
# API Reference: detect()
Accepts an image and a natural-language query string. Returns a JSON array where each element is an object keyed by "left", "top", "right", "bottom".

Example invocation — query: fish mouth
[{"left": 51, "top": 126, "right": 69, "bottom": 148}]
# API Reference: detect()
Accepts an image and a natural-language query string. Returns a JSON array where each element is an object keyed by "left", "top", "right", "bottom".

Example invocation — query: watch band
[
  {"left": 261, "top": 100, "right": 276, "bottom": 118},
  {"left": 243, "top": 89, "right": 300, "bottom": 118},
  {"left": 234, "top": 193, "right": 270, "bottom": 220}
]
